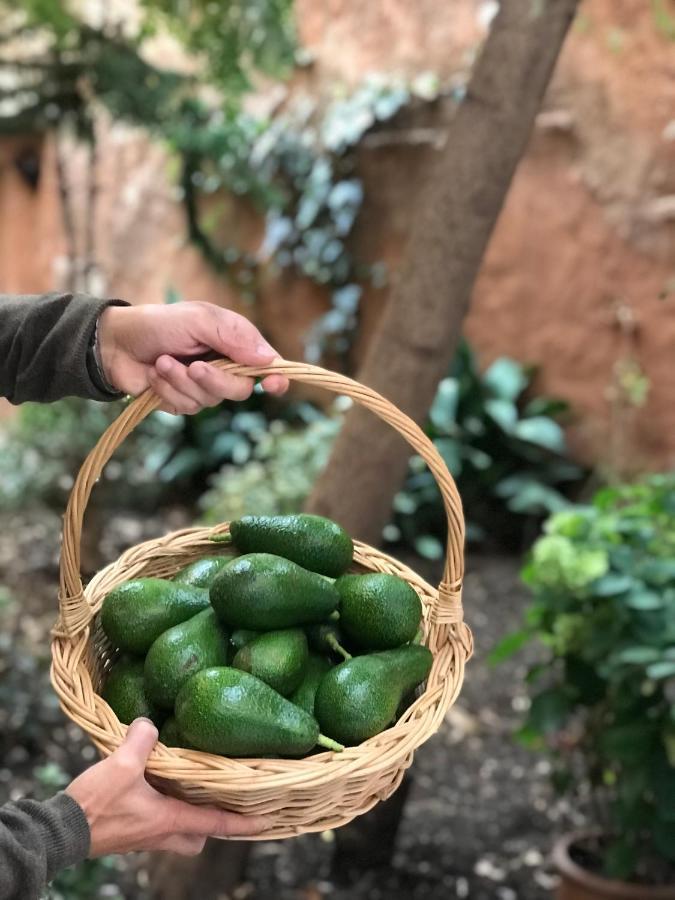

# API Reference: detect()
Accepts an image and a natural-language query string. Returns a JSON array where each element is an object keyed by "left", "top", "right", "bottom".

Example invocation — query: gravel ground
[{"left": 0, "top": 508, "right": 582, "bottom": 899}]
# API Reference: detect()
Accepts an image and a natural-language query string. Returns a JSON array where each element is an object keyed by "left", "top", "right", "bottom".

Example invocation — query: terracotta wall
[{"left": 0, "top": 0, "right": 673, "bottom": 470}]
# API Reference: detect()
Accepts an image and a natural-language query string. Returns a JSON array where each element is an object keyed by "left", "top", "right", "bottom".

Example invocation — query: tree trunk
[{"left": 306, "top": 0, "right": 580, "bottom": 545}]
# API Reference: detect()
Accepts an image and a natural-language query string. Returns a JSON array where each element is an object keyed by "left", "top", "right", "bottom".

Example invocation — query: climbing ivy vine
[{"left": 174, "top": 73, "right": 442, "bottom": 362}]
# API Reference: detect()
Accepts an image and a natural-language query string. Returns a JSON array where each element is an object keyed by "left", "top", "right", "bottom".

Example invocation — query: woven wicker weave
[{"left": 50, "top": 360, "right": 473, "bottom": 839}]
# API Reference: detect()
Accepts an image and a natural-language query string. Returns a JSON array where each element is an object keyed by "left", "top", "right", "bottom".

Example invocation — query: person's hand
[
  {"left": 98, "top": 301, "right": 289, "bottom": 414},
  {"left": 65, "top": 718, "right": 271, "bottom": 857}
]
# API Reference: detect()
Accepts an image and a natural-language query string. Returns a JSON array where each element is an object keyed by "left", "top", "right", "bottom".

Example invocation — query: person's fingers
[
  {"left": 148, "top": 368, "right": 201, "bottom": 415},
  {"left": 211, "top": 811, "right": 272, "bottom": 837},
  {"left": 159, "top": 834, "right": 207, "bottom": 857},
  {"left": 114, "top": 718, "right": 159, "bottom": 771},
  {"left": 163, "top": 797, "right": 271, "bottom": 838},
  {"left": 201, "top": 307, "right": 280, "bottom": 366},
  {"left": 155, "top": 356, "right": 224, "bottom": 408},
  {"left": 187, "top": 360, "right": 254, "bottom": 402},
  {"left": 260, "top": 373, "right": 289, "bottom": 395}
]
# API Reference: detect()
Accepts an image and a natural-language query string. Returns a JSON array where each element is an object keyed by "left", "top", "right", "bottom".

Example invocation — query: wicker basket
[{"left": 50, "top": 360, "right": 473, "bottom": 839}]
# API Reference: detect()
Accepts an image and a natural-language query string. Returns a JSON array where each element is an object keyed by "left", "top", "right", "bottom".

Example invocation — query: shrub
[
  {"left": 388, "top": 341, "right": 585, "bottom": 556},
  {"left": 492, "top": 474, "right": 675, "bottom": 883}
]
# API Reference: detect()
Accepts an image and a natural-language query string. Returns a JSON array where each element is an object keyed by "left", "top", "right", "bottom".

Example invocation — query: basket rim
[{"left": 51, "top": 526, "right": 472, "bottom": 787}]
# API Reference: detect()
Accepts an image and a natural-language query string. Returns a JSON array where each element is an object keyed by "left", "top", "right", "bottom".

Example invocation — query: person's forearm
[
  {"left": 0, "top": 793, "right": 90, "bottom": 900},
  {"left": 0, "top": 292, "right": 129, "bottom": 404}
]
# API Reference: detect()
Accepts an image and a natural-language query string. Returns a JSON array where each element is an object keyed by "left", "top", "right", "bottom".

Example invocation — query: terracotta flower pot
[{"left": 553, "top": 833, "right": 675, "bottom": 900}]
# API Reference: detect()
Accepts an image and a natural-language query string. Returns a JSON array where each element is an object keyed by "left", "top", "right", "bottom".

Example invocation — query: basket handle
[{"left": 57, "top": 360, "right": 465, "bottom": 638}]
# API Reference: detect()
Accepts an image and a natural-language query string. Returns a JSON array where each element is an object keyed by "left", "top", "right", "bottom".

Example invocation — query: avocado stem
[
  {"left": 317, "top": 734, "right": 345, "bottom": 752},
  {"left": 412, "top": 626, "right": 424, "bottom": 645},
  {"left": 209, "top": 532, "right": 233, "bottom": 544},
  {"left": 327, "top": 634, "right": 352, "bottom": 661}
]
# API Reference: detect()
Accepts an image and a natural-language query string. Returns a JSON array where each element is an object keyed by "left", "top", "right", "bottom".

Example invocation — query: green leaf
[
  {"left": 625, "top": 590, "right": 663, "bottom": 610},
  {"left": 529, "top": 535, "right": 609, "bottom": 591},
  {"left": 614, "top": 646, "right": 661, "bottom": 665},
  {"left": 526, "top": 687, "right": 572, "bottom": 734},
  {"left": 591, "top": 574, "right": 636, "bottom": 596},
  {"left": 462, "top": 446, "right": 492, "bottom": 471},
  {"left": 647, "top": 661, "right": 675, "bottom": 680},
  {"left": 414, "top": 534, "right": 444, "bottom": 561},
  {"left": 546, "top": 507, "right": 595, "bottom": 539},
  {"left": 524, "top": 396, "right": 569, "bottom": 418},
  {"left": 637, "top": 558, "right": 675, "bottom": 587},
  {"left": 158, "top": 446, "right": 202, "bottom": 482},
  {"left": 434, "top": 437, "right": 462, "bottom": 475},
  {"left": 485, "top": 398, "right": 518, "bottom": 432},
  {"left": 483, "top": 357, "right": 527, "bottom": 400},
  {"left": 514, "top": 723, "right": 545, "bottom": 750},
  {"left": 429, "top": 378, "right": 459, "bottom": 432},
  {"left": 488, "top": 629, "right": 531, "bottom": 666},
  {"left": 513, "top": 417, "right": 566, "bottom": 452},
  {"left": 504, "top": 481, "right": 570, "bottom": 515}
]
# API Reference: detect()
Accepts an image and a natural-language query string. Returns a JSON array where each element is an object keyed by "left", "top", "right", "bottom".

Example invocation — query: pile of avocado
[{"left": 100, "top": 514, "right": 433, "bottom": 758}]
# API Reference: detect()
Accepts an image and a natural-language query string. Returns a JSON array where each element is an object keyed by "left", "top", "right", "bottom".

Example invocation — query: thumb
[
  {"left": 202, "top": 307, "right": 278, "bottom": 366},
  {"left": 115, "top": 718, "right": 159, "bottom": 769}
]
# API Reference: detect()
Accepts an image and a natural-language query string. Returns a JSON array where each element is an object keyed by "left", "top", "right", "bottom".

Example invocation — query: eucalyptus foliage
[{"left": 492, "top": 475, "right": 675, "bottom": 883}]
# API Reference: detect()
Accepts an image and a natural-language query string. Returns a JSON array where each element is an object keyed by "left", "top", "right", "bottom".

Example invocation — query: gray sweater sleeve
[
  {"left": 0, "top": 792, "right": 90, "bottom": 900},
  {"left": 0, "top": 292, "right": 130, "bottom": 403}
]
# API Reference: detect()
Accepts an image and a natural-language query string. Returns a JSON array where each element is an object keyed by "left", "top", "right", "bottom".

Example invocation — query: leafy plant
[
  {"left": 492, "top": 475, "right": 675, "bottom": 884},
  {"left": 0, "top": 398, "right": 182, "bottom": 511},
  {"left": 0, "top": 4, "right": 187, "bottom": 140},
  {"left": 0, "top": 388, "right": 307, "bottom": 511},
  {"left": 199, "top": 407, "right": 340, "bottom": 522},
  {"left": 141, "top": 0, "right": 296, "bottom": 93},
  {"left": 175, "top": 74, "right": 443, "bottom": 363},
  {"left": 388, "top": 341, "right": 585, "bottom": 555}
]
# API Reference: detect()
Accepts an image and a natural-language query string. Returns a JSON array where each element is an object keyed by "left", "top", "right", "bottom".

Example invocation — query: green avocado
[
  {"left": 175, "top": 667, "right": 344, "bottom": 757},
  {"left": 101, "top": 657, "right": 164, "bottom": 728},
  {"left": 229, "top": 628, "right": 260, "bottom": 654},
  {"left": 289, "top": 654, "right": 332, "bottom": 715},
  {"left": 305, "top": 621, "right": 351, "bottom": 661},
  {"left": 144, "top": 608, "right": 230, "bottom": 709},
  {"left": 314, "top": 645, "right": 433, "bottom": 746},
  {"left": 336, "top": 573, "right": 422, "bottom": 651},
  {"left": 210, "top": 554, "right": 339, "bottom": 630},
  {"left": 101, "top": 578, "right": 209, "bottom": 656},
  {"left": 228, "top": 514, "right": 353, "bottom": 577},
  {"left": 173, "top": 557, "right": 231, "bottom": 588},
  {"left": 159, "top": 716, "right": 191, "bottom": 748},
  {"left": 232, "top": 629, "right": 308, "bottom": 696}
]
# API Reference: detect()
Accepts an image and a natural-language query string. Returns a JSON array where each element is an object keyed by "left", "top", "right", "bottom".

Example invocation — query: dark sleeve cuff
[
  {"left": 0, "top": 292, "right": 130, "bottom": 404},
  {"left": 0, "top": 792, "right": 91, "bottom": 898},
  {"left": 41, "top": 793, "right": 91, "bottom": 879}
]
